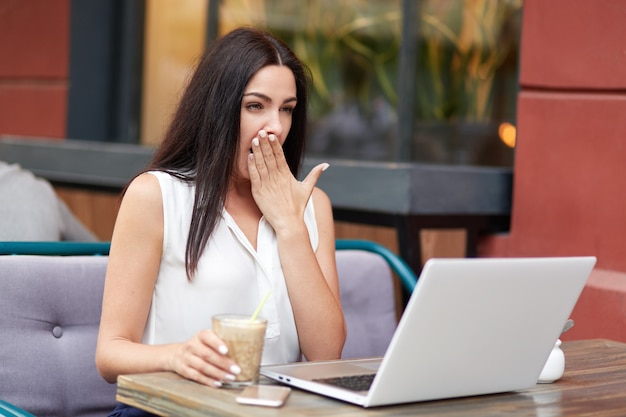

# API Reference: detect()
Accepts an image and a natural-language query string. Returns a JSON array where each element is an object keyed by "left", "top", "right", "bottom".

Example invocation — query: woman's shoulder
[
  {"left": 126, "top": 172, "right": 163, "bottom": 202},
  {"left": 116, "top": 174, "right": 164, "bottom": 223},
  {"left": 128, "top": 171, "right": 192, "bottom": 196},
  {"left": 311, "top": 186, "right": 331, "bottom": 210},
  {"left": 113, "top": 173, "right": 164, "bottom": 248},
  {"left": 310, "top": 187, "right": 333, "bottom": 231}
]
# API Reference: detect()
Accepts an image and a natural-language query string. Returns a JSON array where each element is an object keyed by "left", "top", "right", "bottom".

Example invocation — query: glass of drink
[{"left": 212, "top": 314, "right": 267, "bottom": 387}]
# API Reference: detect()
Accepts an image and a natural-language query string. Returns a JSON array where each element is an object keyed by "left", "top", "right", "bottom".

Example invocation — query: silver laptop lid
[{"left": 366, "top": 256, "right": 595, "bottom": 406}]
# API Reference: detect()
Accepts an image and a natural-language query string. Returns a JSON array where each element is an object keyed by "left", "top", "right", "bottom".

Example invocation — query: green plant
[{"left": 418, "top": 0, "right": 523, "bottom": 123}]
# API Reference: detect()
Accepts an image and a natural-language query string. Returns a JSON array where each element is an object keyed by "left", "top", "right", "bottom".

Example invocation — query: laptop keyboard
[{"left": 313, "top": 373, "right": 376, "bottom": 392}]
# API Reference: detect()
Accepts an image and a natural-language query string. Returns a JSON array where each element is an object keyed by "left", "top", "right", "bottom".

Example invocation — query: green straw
[{"left": 250, "top": 291, "right": 271, "bottom": 322}]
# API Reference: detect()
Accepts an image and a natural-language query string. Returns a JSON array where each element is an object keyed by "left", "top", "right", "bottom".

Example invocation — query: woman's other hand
[{"left": 247, "top": 130, "right": 328, "bottom": 232}]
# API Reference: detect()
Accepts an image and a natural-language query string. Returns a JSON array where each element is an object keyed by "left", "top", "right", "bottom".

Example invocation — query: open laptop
[{"left": 261, "top": 256, "right": 596, "bottom": 407}]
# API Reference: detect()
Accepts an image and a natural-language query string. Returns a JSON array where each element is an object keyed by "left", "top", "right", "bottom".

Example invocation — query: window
[{"left": 72, "top": 0, "right": 522, "bottom": 167}]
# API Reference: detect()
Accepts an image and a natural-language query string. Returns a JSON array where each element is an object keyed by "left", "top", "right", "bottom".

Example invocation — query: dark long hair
[{"left": 146, "top": 27, "right": 310, "bottom": 279}]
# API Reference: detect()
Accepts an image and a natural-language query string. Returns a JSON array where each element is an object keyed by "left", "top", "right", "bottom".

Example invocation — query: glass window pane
[
  {"left": 141, "top": 0, "right": 208, "bottom": 146},
  {"left": 413, "top": 0, "right": 522, "bottom": 166},
  {"left": 140, "top": 0, "right": 522, "bottom": 166}
]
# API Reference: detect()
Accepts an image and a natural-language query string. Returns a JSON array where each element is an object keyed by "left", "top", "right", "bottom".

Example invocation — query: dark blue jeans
[{"left": 108, "top": 403, "right": 159, "bottom": 417}]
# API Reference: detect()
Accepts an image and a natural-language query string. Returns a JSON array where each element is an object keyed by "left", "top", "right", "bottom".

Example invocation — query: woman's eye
[
  {"left": 247, "top": 103, "right": 262, "bottom": 111},
  {"left": 281, "top": 106, "right": 294, "bottom": 114}
]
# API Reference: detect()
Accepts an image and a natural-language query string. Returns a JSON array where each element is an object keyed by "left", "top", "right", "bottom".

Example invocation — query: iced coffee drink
[{"left": 212, "top": 314, "right": 267, "bottom": 387}]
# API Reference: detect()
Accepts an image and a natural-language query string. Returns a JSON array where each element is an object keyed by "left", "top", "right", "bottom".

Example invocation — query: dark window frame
[{"left": 67, "top": 0, "right": 145, "bottom": 143}]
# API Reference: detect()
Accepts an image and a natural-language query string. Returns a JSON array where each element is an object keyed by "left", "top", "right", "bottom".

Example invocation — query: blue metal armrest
[
  {"left": 0, "top": 240, "right": 415, "bottom": 290},
  {"left": 335, "top": 239, "right": 418, "bottom": 293},
  {"left": 0, "top": 241, "right": 111, "bottom": 256},
  {"left": 0, "top": 401, "right": 36, "bottom": 417}
]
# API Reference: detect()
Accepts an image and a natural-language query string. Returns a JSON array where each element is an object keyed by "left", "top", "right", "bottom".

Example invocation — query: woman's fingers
[
  {"left": 250, "top": 131, "right": 289, "bottom": 179},
  {"left": 248, "top": 131, "right": 330, "bottom": 228},
  {"left": 173, "top": 330, "right": 241, "bottom": 388},
  {"left": 179, "top": 355, "right": 228, "bottom": 388},
  {"left": 248, "top": 131, "right": 330, "bottom": 195},
  {"left": 249, "top": 136, "right": 265, "bottom": 175},
  {"left": 267, "top": 133, "right": 289, "bottom": 173},
  {"left": 260, "top": 134, "right": 278, "bottom": 171}
]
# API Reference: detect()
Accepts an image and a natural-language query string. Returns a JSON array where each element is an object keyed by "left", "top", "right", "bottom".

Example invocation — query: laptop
[{"left": 261, "top": 256, "right": 596, "bottom": 407}]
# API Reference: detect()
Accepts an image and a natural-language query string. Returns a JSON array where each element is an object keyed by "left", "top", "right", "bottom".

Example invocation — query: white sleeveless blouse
[{"left": 142, "top": 171, "right": 318, "bottom": 365}]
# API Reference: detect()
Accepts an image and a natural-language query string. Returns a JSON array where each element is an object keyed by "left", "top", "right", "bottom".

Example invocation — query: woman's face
[{"left": 236, "top": 65, "right": 297, "bottom": 181}]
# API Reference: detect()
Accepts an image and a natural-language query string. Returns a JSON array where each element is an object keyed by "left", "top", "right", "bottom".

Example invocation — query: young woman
[{"left": 96, "top": 27, "right": 346, "bottom": 415}]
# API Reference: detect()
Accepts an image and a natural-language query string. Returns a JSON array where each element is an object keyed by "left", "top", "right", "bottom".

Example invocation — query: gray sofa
[
  {"left": 0, "top": 255, "right": 116, "bottom": 417},
  {"left": 0, "top": 245, "right": 405, "bottom": 416}
]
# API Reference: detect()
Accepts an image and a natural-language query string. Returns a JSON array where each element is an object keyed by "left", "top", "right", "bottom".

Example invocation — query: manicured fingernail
[
  {"left": 225, "top": 373, "right": 236, "bottom": 381},
  {"left": 230, "top": 365, "right": 241, "bottom": 375},
  {"left": 252, "top": 138, "right": 259, "bottom": 147},
  {"left": 218, "top": 345, "right": 228, "bottom": 355},
  {"left": 259, "top": 130, "right": 267, "bottom": 138},
  {"left": 321, "top": 163, "right": 329, "bottom": 171},
  {"left": 214, "top": 380, "right": 223, "bottom": 388},
  {"left": 268, "top": 134, "right": 276, "bottom": 142}
]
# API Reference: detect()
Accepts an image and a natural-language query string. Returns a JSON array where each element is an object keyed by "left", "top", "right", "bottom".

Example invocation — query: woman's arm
[
  {"left": 248, "top": 134, "right": 346, "bottom": 360},
  {"left": 95, "top": 173, "right": 239, "bottom": 387},
  {"left": 278, "top": 187, "right": 346, "bottom": 360}
]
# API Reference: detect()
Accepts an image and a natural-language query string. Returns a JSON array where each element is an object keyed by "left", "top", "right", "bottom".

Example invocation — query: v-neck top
[{"left": 142, "top": 171, "right": 319, "bottom": 365}]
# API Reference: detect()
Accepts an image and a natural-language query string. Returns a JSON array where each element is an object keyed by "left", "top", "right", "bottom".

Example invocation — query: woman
[{"left": 96, "top": 27, "right": 346, "bottom": 414}]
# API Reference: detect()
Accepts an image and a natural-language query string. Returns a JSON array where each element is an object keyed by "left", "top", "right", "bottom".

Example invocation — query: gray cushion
[
  {"left": 336, "top": 250, "right": 397, "bottom": 358},
  {"left": 0, "top": 255, "right": 116, "bottom": 417}
]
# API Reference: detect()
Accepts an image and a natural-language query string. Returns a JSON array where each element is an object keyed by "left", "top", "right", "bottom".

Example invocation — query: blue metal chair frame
[
  {"left": 0, "top": 241, "right": 111, "bottom": 256},
  {"left": 0, "top": 239, "right": 417, "bottom": 291},
  {"left": 0, "top": 400, "right": 36, "bottom": 417}
]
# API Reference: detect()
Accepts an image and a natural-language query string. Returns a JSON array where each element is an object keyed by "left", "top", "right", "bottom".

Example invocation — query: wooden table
[{"left": 116, "top": 339, "right": 626, "bottom": 416}]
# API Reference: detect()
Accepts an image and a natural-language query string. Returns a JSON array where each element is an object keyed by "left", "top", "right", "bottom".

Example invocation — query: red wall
[
  {"left": 480, "top": 0, "right": 626, "bottom": 342},
  {"left": 0, "top": 0, "right": 69, "bottom": 138}
]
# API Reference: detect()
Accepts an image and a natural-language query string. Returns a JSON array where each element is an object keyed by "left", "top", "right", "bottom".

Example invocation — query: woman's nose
[{"left": 263, "top": 111, "right": 284, "bottom": 138}]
